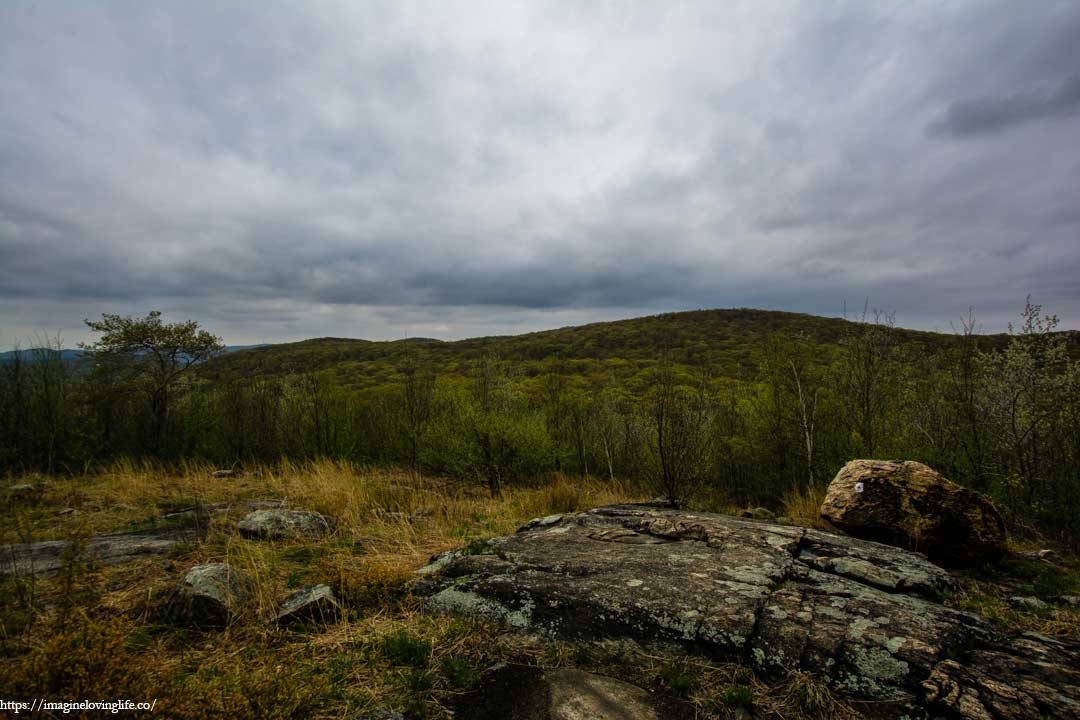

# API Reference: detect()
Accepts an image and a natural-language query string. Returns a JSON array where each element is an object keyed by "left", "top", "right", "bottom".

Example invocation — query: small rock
[
  {"left": 55, "top": 507, "right": 79, "bottom": 516},
  {"left": 1007, "top": 596, "right": 1049, "bottom": 611},
  {"left": 740, "top": 507, "right": 776, "bottom": 520},
  {"left": 521, "top": 514, "right": 564, "bottom": 530},
  {"left": 454, "top": 664, "right": 691, "bottom": 719},
  {"left": 237, "top": 509, "right": 331, "bottom": 540},
  {"left": 354, "top": 711, "right": 405, "bottom": 720},
  {"left": 721, "top": 709, "right": 753, "bottom": 720},
  {"left": 211, "top": 469, "right": 242, "bottom": 478},
  {"left": 411, "top": 505, "right": 436, "bottom": 519},
  {"left": 275, "top": 584, "right": 339, "bottom": 625},
  {"left": 168, "top": 562, "right": 252, "bottom": 627},
  {"left": 8, "top": 483, "right": 41, "bottom": 501},
  {"left": 1054, "top": 595, "right": 1080, "bottom": 609},
  {"left": 1017, "top": 549, "right": 1062, "bottom": 565}
]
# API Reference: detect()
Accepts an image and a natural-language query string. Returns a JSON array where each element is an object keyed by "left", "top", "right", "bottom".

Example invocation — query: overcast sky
[{"left": 1, "top": 1, "right": 1078, "bottom": 346}]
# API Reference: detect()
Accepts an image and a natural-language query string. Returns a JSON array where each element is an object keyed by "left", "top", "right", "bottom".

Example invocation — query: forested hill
[{"left": 199, "top": 308, "right": 1018, "bottom": 388}]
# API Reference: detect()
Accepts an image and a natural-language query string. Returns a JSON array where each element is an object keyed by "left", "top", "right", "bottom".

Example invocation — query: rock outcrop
[
  {"left": 237, "top": 509, "right": 331, "bottom": 540},
  {"left": 168, "top": 562, "right": 252, "bottom": 627},
  {"left": 820, "top": 460, "right": 1007, "bottom": 566},
  {"left": 418, "top": 505, "right": 1080, "bottom": 719},
  {"left": 452, "top": 664, "right": 692, "bottom": 720}
]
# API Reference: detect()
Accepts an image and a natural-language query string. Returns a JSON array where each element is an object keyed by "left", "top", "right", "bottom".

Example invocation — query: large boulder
[
  {"left": 417, "top": 505, "right": 1079, "bottom": 719},
  {"left": 237, "top": 509, "right": 331, "bottom": 540},
  {"left": 168, "top": 562, "right": 253, "bottom": 627},
  {"left": 820, "top": 460, "right": 1007, "bottom": 566}
]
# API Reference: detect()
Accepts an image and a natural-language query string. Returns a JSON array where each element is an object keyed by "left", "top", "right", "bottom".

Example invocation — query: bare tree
[
  {"left": 836, "top": 302, "right": 899, "bottom": 457},
  {"left": 789, "top": 355, "right": 819, "bottom": 491},
  {"left": 401, "top": 349, "right": 437, "bottom": 469},
  {"left": 646, "top": 356, "right": 712, "bottom": 506}
]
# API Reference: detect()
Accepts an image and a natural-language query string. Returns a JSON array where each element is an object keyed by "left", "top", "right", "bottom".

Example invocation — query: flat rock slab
[
  {"left": 1, "top": 499, "right": 284, "bottom": 577},
  {"left": 453, "top": 664, "right": 692, "bottom": 720},
  {"left": 237, "top": 509, "right": 331, "bottom": 540},
  {"left": 419, "top": 505, "right": 1080, "bottom": 720},
  {"left": 0, "top": 524, "right": 203, "bottom": 578}
]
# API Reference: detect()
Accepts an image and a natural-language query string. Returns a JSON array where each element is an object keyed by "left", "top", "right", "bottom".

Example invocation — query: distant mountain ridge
[
  {"left": 199, "top": 308, "right": 1079, "bottom": 390},
  {"left": 0, "top": 344, "right": 271, "bottom": 364}
]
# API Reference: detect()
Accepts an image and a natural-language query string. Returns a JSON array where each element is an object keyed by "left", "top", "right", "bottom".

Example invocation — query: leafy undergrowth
[{"left": 1, "top": 460, "right": 1074, "bottom": 719}]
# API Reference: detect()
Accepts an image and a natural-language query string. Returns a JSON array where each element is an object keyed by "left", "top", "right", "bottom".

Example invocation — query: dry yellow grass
[
  {"left": 780, "top": 483, "right": 831, "bottom": 529},
  {"left": 9, "top": 462, "right": 1074, "bottom": 719},
  {"left": 3, "top": 461, "right": 650, "bottom": 719}
]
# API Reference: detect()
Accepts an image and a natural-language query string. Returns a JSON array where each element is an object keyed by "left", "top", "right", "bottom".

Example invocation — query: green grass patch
[{"left": 378, "top": 629, "right": 431, "bottom": 668}]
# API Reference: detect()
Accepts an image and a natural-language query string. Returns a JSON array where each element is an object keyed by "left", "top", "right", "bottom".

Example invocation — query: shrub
[{"left": 3, "top": 617, "right": 158, "bottom": 701}]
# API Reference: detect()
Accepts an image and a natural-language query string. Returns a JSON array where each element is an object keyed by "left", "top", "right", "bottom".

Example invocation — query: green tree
[
  {"left": 80, "top": 311, "right": 224, "bottom": 453},
  {"left": 978, "top": 298, "right": 1077, "bottom": 515}
]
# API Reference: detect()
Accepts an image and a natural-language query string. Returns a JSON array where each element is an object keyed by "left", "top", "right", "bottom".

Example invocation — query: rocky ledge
[{"left": 417, "top": 504, "right": 1079, "bottom": 719}]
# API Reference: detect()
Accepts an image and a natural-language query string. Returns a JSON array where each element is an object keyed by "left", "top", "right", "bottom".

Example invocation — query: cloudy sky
[{"left": 1, "top": 1, "right": 1078, "bottom": 346}]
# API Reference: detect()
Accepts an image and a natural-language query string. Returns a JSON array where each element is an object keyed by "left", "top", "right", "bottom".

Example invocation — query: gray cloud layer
[{"left": 1, "top": 0, "right": 1078, "bottom": 345}]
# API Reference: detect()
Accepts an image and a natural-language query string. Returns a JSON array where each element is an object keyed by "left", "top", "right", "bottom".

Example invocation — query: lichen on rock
[{"left": 417, "top": 504, "right": 1079, "bottom": 719}]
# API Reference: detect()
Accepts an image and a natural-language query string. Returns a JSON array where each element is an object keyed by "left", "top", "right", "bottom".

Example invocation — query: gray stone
[
  {"left": 740, "top": 507, "right": 776, "bottom": 521},
  {"left": 275, "top": 584, "right": 339, "bottom": 625},
  {"left": 237, "top": 509, "right": 331, "bottom": 540},
  {"left": 1016, "top": 548, "right": 1062, "bottom": 565},
  {"left": 211, "top": 469, "right": 242, "bottom": 478},
  {"left": 419, "top": 504, "right": 1080, "bottom": 719},
  {"left": 169, "top": 562, "right": 252, "bottom": 627},
  {"left": 8, "top": 483, "right": 41, "bottom": 501},
  {"left": 452, "top": 663, "right": 691, "bottom": 720},
  {"left": 354, "top": 711, "right": 405, "bottom": 720},
  {"left": 1056, "top": 595, "right": 1080, "bottom": 609},
  {"left": 1007, "top": 596, "right": 1050, "bottom": 611}
]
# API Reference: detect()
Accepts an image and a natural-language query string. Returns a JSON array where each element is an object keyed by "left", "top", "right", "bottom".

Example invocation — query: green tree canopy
[{"left": 80, "top": 311, "right": 224, "bottom": 450}]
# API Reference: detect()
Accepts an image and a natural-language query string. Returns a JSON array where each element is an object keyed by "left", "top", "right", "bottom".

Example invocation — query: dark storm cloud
[
  {"left": 933, "top": 75, "right": 1080, "bottom": 137},
  {"left": 0, "top": 0, "right": 1078, "bottom": 346}
]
